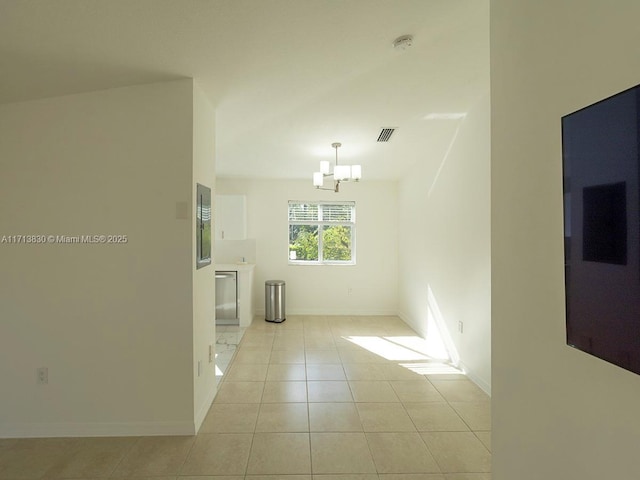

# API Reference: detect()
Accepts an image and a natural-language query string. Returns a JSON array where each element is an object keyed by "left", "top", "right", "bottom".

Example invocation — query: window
[{"left": 288, "top": 201, "right": 356, "bottom": 265}]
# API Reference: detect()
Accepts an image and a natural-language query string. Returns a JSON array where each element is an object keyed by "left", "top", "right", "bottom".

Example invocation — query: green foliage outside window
[
  {"left": 323, "top": 225, "right": 352, "bottom": 261},
  {"left": 288, "top": 201, "right": 355, "bottom": 264},
  {"left": 289, "top": 225, "right": 319, "bottom": 260}
]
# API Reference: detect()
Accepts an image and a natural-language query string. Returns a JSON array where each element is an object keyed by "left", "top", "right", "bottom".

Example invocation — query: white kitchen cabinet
[{"left": 215, "top": 194, "right": 246, "bottom": 240}]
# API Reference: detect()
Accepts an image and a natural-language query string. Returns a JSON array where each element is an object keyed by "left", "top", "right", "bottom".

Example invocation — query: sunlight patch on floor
[
  {"left": 343, "top": 335, "right": 432, "bottom": 361},
  {"left": 385, "top": 335, "right": 449, "bottom": 361},
  {"left": 342, "top": 334, "right": 461, "bottom": 376},
  {"left": 400, "top": 362, "right": 464, "bottom": 375}
]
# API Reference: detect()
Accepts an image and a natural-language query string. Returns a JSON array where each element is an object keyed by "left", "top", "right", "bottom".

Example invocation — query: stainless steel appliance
[{"left": 215, "top": 271, "right": 238, "bottom": 325}]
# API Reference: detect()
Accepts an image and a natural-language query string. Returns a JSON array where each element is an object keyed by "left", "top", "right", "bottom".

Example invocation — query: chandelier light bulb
[{"left": 311, "top": 142, "right": 362, "bottom": 192}]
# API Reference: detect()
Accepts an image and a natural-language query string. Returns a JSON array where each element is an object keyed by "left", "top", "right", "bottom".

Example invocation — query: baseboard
[
  {"left": 398, "top": 310, "right": 425, "bottom": 337},
  {"left": 459, "top": 361, "right": 492, "bottom": 396},
  {"left": 194, "top": 383, "right": 217, "bottom": 433},
  {"left": 0, "top": 420, "right": 196, "bottom": 438},
  {"left": 398, "top": 310, "right": 492, "bottom": 397}
]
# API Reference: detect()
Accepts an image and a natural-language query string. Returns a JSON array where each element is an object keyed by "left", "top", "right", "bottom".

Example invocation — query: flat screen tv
[{"left": 562, "top": 83, "right": 640, "bottom": 376}]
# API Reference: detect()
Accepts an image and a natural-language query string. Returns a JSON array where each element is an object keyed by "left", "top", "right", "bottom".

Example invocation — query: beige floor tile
[
  {"left": 305, "top": 338, "right": 336, "bottom": 349},
  {"left": 449, "top": 403, "right": 491, "bottom": 432},
  {"left": 255, "top": 403, "right": 309, "bottom": 432},
  {"left": 262, "top": 381, "right": 308, "bottom": 403},
  {"left": 383, "top": 364, "right": 427, "bottom": 381},
  {"left": 234, "top": 348, "right": 272, "bottom": 364},
  {"left": 304, "top": 327, "right": 331, "bottom": 335},
  {"left": 425, "top": 373, "right": 467, "bottom": 381},
  {"left": 305, "top": 349, "right": 341, "bottom": 364},
  {"left": 338, "top": 349, "right": 387, "bottom": 364},
  {"left": 0, "top": 439, "right": 16, "bottom": 452},
  {"left": 304, "top": 331, "right": 334, "bottom": 339},
  {"left": 348, "top": 381, "right": 399, "bottom": 402},
  {"left": 111, "top": 476, "right": 176, "bottom": 480},
  {"left": 310, "top": 433, "right": 376, "bottom": 474},
  {"left": 247, "top": 433, "right": 311, "bottom": 474},
  {"left": 277, "top": 315, "right": 305, "bottom": 326},
  {"left": 474, "top": 432, "right": 491, "bottom": 452},
  {"left": 444, "top": 474, "right": 491, "bottom": 480},
  {"left": 304, "top": 315, "right": 331, "bottom": 324},
  {"left": 0, "top": 438, "right": 82, "bottom": 479},
  {"left": 314, "top": 475, "right": 379, "bottom": 480},
  {"left": 308, "top": 381, "right": 354, "bottom": 402},
  {"left": 306, "top": 364, "right": 346, "bottom": 381},
  {"left": 215, "top": 381, "right": 264, "bottom": 403},
  {"left": 334, "top": 336, "right": 361, "bottom": 347},
  {"left": 267, "top": 364, "right": 307, "bottom": 381},
  {"left": 200, "top": 403, "right": 260, "bottom": 433},
  {"left": 275, "top": 329, "right": 304, "bottom": 338},
  {"left": 241, "top": 337, "right": 275, "bottom": 348},
  {"left": 199, "top": 316, "right": 490, "bottom": 479},
  {"left": 305, "top": 330, "right": 334, "bottom": 339},
  {"left": 45, "top": 436, "right": 137, "bottom": 478},
  {"left": 246, "top": 325, "right": 276, "bottom": 334},
  {"left": 248, "top": 476, "right": 311, "bottom": 480},
  {"left": 309, "top": 402, "right": 363, "bottom": 432},
  {"left": 356, "top": 403, "right": 416, "bottom": 432},
  {"left": 272, "top": 338, "right": 305, "bottom": 350},
  {"left": 113, "top": 436, "right": 195, "bottom": 476},
  {"left": 404, "top": 403, "right": 470, "bottom": 432},
  {"left": 342, "top": 364, "right": 387, "bottom": 381},
  {"left": 420, "top": 432, "right": 491, "bottom": 473},
  {"left": 180, "top": 476, "right": 244, "bottom": 480},
  {"left": 429, "top": 380, "right": 489, "bottom": 403},
  {"left": 389, "top": 380, "right": 445, "bottom": 403},
  {"left": 0, "top": 439, "right": 16, "bottom": 466},
  {"left": 379, "top": 475, "right": 445, "bottom": 480},
  {"left": 225, "top": 363, "right": 269, "bottom": 381},
  {"left": 270, "top": 350, "right": 306, "bottom": 364},
  {"left": 365, "top": 432, "right": 440, "bottom": 474},
  {"left": 181, "top": 433, "right": 252, "bottom": 475}
]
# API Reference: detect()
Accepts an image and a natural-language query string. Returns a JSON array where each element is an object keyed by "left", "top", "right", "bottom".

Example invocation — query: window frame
[{"left": 288, "top": 200, "right": 356, "bottom": 266}]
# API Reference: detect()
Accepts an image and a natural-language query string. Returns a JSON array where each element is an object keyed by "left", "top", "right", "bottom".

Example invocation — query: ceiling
[{"left": 0, "top": 0, "right": 489, "bottom": 181}]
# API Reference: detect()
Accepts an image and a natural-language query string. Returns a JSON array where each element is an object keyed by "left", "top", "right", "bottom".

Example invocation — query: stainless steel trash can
[{"left": 265, "top": 279, "right": 286, "bottom": 323}]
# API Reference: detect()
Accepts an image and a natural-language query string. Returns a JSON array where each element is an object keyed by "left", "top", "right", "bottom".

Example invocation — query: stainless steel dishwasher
[{"left": 215, "top": 271, "right": 238, "bottom": 325}]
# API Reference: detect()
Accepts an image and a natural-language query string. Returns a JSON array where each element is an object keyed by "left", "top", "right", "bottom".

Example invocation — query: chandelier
[{"left": 313, "top": 142, "right": 362, "bottom": 193}]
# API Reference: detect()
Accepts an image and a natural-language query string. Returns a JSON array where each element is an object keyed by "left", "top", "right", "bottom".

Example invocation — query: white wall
[
  {"left": 397, "top": 93, "right": 491, "bottom": 392},
  {"left": 491, "top": 1, "right": 640, "bottom": 478},
  {"left": 215, "top": 179, "right": 398, "bottom": 316},
  {"left": 191, "top": 83, "right": 217, "bottom": 431},
  {"left": 0, "top": 80, "right": 204, "bottom": 436}
]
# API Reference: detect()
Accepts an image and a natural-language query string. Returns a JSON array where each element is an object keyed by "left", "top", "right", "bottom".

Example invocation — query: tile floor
[
  {"left": 0, "top": 315, "right": 491, "bottom": 480},
  {"left": 215, "top": 324, "right": 247, "bottom": 384}
]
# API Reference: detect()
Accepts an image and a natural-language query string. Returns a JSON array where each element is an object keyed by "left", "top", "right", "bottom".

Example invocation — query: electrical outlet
[
  {"left": 208, "top": 345, "right": 214, "bottom": 363},
  {"left": 458, "top": 321, "right": 464, "bottom": 334},
  {"left": 36, "top": 367, "right": 48, "bottom": 385},
  {"left": 348, "top": 287, "right": 353, "bottom": 295}
]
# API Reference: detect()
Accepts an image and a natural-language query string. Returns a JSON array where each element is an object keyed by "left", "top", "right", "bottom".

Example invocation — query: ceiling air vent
[{"left": 377, "top": 127, "right": 396, "bottom": 142}]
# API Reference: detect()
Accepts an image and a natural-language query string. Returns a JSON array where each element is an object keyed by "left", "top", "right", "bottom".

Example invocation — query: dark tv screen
[{"left": 562, "top": 83, "right": 640, "bottom": 375}]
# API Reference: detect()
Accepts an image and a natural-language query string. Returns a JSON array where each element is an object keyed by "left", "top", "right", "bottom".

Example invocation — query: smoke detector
[{"left": 393, "top": 35, "right": 413, "bottom": 51}]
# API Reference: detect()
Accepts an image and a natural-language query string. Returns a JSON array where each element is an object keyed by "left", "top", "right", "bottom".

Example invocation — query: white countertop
[{"left": 215, "top": 263, "right": 256, "bottom": 272}]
